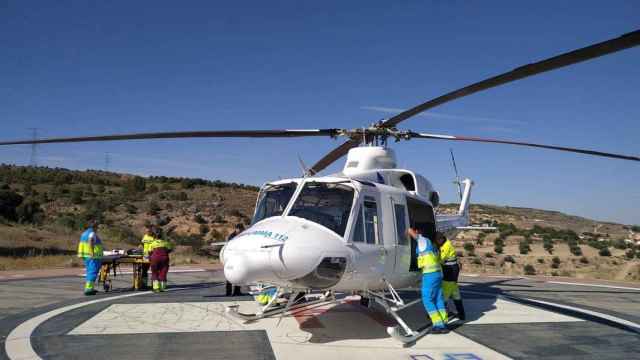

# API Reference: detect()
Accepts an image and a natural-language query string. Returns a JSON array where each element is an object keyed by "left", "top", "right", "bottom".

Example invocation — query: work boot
[
  {"left": 454, "top": 300, "right": 466, "bottom": 321},
  {"left": 152, "top": 280, "right": 160, "bottom": 293},
  {"left": 431, "top": 327, "right": 450, "bottom": 334},
  {"left": 159, "top": 281, "right": 167, "bottom": 292},
  {"left": 84, "top": 282, "right": 97, "bottom": 296}
]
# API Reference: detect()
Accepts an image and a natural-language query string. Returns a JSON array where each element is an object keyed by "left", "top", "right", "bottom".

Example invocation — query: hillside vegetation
[
  {"left": 0, "top": 164, "right": 258, "bottom": 269},
  {"left": 1, "top": 164, "right": 639, "bottom": 281}
]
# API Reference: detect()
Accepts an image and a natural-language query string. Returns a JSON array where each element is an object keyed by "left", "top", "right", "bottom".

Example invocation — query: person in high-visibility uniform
[
  {"left": 254, "top": 286, "right": 278, "bottom": 305},
  {"left": 77, "top": 220, "right": 104, "bottom": 296},
  {"left": 435, "top": 232, "right": 465, "bottom": 321},
  {"left": 139, "top": 225, "right": 155, "bottom": 290},
  {"left": 148, "top": 228, "right": 173, "bottom": 293},
  {"left": 408, "top": 227, "right": 449, "bottom": 334}
]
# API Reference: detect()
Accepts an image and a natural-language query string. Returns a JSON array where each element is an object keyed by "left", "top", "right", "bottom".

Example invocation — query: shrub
[
  {"left": 472, "top": 257, "right": 482, "bottom": 265},
  {"left": 625, "top": 249, "right": 636, "bottom": 260},
  {"left": 598, "top": 247, "right": 611, "bottom": 257},
  {"left": 612, "top": 239, "right": 628, "bottom": 250},
  {"left": 464, "top": 242, "right": 475, "bottom": 252},
  {"left": 125, "top": 176, "right": 146, "bottom": 193},
  {"left": 519, "top": 240, "right": 530, "bottom": 255},
  {"left": 551, "top": 262, "right": 560, "bottom": 269},
  {"left": 147, "top": 201, "right": 161, "bottom": 216},
  {"left": 199, "top": 224, "right": 210, "bottom": 235},
  {"left": 173, "top": 234, "right": 203, "bottom": 251},
  {"left": 551, "top": 271, "right": 559, "bottom": 277},
  {"left": 504, "top": 255, "right": 515, "bottom": 263},
  {"left": 484, "top": 252, "right": 494, "bottom": 258},
  {"left": 0, "top": 189, "right": 23, "bottom": 221},
  {"left": 16, "top": 199, "right": 44, "bottom": 224},
  {"left": 524, "top": 264, "right": 536, "bottom": 275},
  {"left": 494, "top": 244, "right": 503, "bottom": 254},
  {"left": 579, "top": 256, "right": 589, "bottom": 264},
  {"left": 570, "top": 245, "right": 583, "bottom": 256},
  {"left": 70, "top": 189, "right": 84, "bottom": 204},
  {"left": 193, "top": 214, "right": 207, "bottom": 224},
  {"left": 552, "top": 256, "right": 561, "bottom": 265},
  {"left": 537, "top": 258, "right": 545, "bottom": 264},
  {"left": 125, "top": 204, "right": 137, "bottom": 214}
]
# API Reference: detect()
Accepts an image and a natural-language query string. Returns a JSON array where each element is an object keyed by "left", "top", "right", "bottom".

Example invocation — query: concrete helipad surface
[{"left": 1, "top": 270, "right": 639, "bottom": 360}]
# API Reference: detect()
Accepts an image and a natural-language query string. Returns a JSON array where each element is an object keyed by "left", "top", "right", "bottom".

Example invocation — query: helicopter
[{"left": 1, "top": 29, "right": 639, "bottom": 343}]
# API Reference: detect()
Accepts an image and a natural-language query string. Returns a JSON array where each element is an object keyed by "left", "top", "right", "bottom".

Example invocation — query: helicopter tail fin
[{"left": 457, "top": 178, "right": 474, "bottom": 220}]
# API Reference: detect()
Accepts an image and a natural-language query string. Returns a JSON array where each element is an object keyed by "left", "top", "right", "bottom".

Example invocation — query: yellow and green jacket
[
  {"left": 141, "top": 234, "right": 154, "bottom": 256},
  {"left": 439, "top": 239, "right": 458, "bottom": 266},
  {"left": 148, "top": 238, "right": 174, "bottom": 252},
  {"left": 77, "top": 227, "right": 103, "bottom": 259},
  {"left": 416, "top": 235, "right": 441, "bottom": 274}
]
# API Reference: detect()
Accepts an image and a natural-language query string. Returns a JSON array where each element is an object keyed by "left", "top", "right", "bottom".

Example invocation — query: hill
[{"left": 1, "top": 164, "right": 638, "bottom": 281}]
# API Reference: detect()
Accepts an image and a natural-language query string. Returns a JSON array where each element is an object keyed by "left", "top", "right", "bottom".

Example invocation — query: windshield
[
  {"left": 252, "top": 182, "right": 298, "bottom": 224},
  {"left": 288, "top": 182, "right": 355, "bottom": 236}
]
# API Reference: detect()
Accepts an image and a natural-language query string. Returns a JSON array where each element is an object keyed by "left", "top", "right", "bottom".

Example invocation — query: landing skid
[
  {"left": 367, "top": 281, "right": 433, "bottom": 346},
  {"left": 226, "top": 290, "right": 334, "bottom": 322}
]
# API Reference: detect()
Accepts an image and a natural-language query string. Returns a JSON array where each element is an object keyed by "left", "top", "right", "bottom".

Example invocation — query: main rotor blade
[
  {"left": 0, "top": 129, "right": 338, "bottom": 146},
  {"left": 382, "top": 30, "right": 640, "bottom": 128},
  {"left": 309, "top": 139, "right": 360, "bottom": 175},
  {"left": 411, "top": 132, "right": 640, "bottom": 162}
]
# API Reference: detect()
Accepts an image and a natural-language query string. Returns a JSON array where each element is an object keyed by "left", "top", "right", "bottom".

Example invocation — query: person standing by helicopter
[
  {"left": 408, "top": 227, "right": 449, "bottom": 334},
  {"left": 434, "top": 232, "right": 465, "bottom": 321},
  {"left": 148, "top": 227, "right": 173, "bottom": 293},
  {"left": 77, "top": 220, "right": 104, "bottom": 296},
  {"left": 139, "top": 224, "right": 155, "bottom": 290}
]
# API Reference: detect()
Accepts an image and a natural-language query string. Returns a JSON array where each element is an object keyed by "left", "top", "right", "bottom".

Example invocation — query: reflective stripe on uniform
[
  {"left": 77, "top": 228, "right": 103, "bottom": 259},
  {"left": 415, "top": 235, "right": 441, "bottom": 274}
]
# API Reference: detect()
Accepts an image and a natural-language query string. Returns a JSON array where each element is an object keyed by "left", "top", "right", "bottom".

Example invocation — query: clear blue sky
[{"left": 1, "top": 1, "right": 639, "bottom": 225}]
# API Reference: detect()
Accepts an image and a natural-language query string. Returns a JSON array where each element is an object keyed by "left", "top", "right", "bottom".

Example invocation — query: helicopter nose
[{"left": 223, "top": 255, "right": 249, "bottom": 284}]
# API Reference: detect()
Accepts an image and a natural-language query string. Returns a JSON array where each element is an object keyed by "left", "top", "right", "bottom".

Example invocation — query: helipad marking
[
  {"left": 516, "top": 296, "right": 640, "bottom": 333},
  {"left": 4, "top": 286, "right": 197, "bottom": 360},
  {"left": 546, "top": 281, "right": 640, "bottom": 291},
  {"left": 5, "top": 291, "right": 151, "bottom": 360},
  {"left": 68, "top": 300, "right": 511, "bottom": 360}
]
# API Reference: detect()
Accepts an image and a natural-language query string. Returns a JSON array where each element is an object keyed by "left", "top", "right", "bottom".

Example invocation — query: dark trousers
[
  {"left": 150, "top": 249, "right": 170, "bottom": 281},
  {"left": 226, "top": 281, "right": 242, "bottom": 296}
]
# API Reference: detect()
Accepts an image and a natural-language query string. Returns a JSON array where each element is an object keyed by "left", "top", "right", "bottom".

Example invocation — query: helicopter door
[
  {"left": 349, "top": 194, "right": 384, "bottom": 278},
  {"left": 390, "top": 198, "right": 410, "bottom": 273}
]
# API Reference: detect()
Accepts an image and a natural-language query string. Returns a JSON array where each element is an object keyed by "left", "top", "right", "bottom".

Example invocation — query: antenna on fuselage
[{"left": 450, "top": 148, "right": 463, "bottom": 201}]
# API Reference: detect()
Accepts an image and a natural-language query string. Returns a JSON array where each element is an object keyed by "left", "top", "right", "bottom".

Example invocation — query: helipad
[{"left": 1, "top": 271, "right": 639, "bottom": 360}]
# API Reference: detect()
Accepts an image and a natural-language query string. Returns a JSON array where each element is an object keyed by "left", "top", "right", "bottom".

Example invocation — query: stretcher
[{"left": 98, "top": 251, "right": 150, "bottom": 292}]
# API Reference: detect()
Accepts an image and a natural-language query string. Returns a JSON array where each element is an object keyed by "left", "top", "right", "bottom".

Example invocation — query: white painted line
[
  {"left": 5, "top": 291, "right": 150, "bottom": 360},
  {"left": 11, "top": 275, "right": 26, "bottom": 278},
  {"left": 464, "top": 289, "right": 640, "bottom": 333},
  {"left": 546, "top": 281, "right": 640, "bottom": 292},
  {"left": 516, "top": 296, "right": 640, "bottom": 332},
  {"left": 5, "top": 286, "right": 194, "bottom": 360}
]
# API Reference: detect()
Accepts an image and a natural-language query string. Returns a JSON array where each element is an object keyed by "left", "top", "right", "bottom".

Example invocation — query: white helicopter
[{"left": 1, "top": 29, "right": 639, "bottom": 343}]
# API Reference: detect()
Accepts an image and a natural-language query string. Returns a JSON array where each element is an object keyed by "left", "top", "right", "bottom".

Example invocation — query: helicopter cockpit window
[
  {"left": 288, "top": 182, "right": 354, "bottom": 237},
  {"left": 252, "top": 182, "right": 297, "bottom": 224}
]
